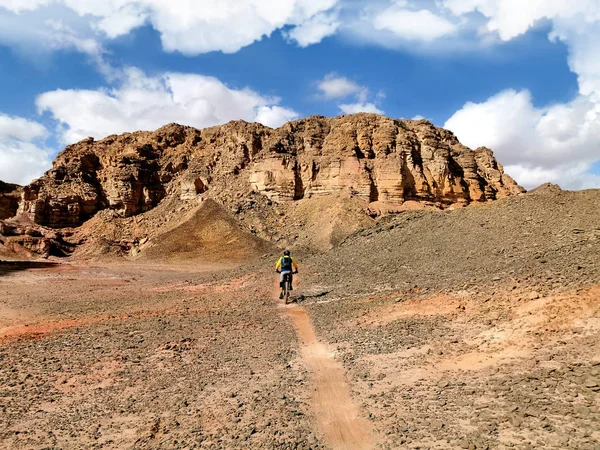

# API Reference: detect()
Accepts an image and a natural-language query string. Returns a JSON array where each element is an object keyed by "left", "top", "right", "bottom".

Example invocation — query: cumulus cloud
[
  {"left": 439, "top": 0, "right": 600, "bottom": 93},
  {"left": 0, "top": 0, "right": 51, "bottom": 13},
  {"left": 0, "top": 114, "right": 48, "bottom": 142},
  {"left": 504, "top": 163, "right": 600, "bottom": 191},
  {"left": 339, "top": 102, "right": 385, "bottom": 115},
  {"left": 283, "top": 10, "right": 340, "bottom": 47},
  {"left": 0, "top": 114, "right": 52, "bottom": 185},
  {"left": 0, "top": 0, "right": 480, "bottom": 58},
  {"left": 2, "top": 0, "right": 600, "bottom": 190},
  {"left": 316, "top": 73, "right": 384, "bottom": 115},
  {"left": 439, "top": 0, "right": 600, "bottom": 190},
  {"left": 255, "top": 106, "right": 300, "bottom": 128},
  {"left": 0, "top": 0, "right": 340, "bottom": 55},
  {"left": 338, "top": 0, "right": 469, "bottom": 51},
  {"left": 1, "top": 0, "right": 595, "bottom": 58},
  {"left": 37, "top": 67, "right": 299, "bottom": 144},
  {"left": 441, "top": 0, "right": 600, "bottom": 41},
  {"left": 0, "top": 7, "right": 95, "bottom": 51},
  {"left": 317, "top": 73, "right": 365, "bottom": 100},
  {"left": 372, "top": 2, "right": 457, "bottom": 41},
  {"left": 445, "top": 89, "right": 600, "bottom": 189}
]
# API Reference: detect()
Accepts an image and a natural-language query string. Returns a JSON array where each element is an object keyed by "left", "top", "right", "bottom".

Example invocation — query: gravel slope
[{"left": 0, "top": 189, "right": 598, "bottom": 449}]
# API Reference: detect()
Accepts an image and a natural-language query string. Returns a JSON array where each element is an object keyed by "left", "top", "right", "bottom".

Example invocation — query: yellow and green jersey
[{"left": 275, "top": 255, "right": 298, "bottom": 272}]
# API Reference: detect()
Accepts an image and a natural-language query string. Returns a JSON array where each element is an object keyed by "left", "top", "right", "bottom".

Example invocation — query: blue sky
[{"left": 0, "top": 0, "right": 598, "bottom": 189}]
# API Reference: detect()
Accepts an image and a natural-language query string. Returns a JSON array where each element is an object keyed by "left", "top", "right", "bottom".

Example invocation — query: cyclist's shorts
[{"left": 280, "top": 270, "right": 292, "bottom": 283}]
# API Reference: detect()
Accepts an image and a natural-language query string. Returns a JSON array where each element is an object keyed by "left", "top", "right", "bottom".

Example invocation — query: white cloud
[
  {"left": 550, "top": 19, "right": 600, "bottom": 99},
  {"left": 284, "top": 10, "right": 340, "bottom": 47},
  {"left": 339, "top": 102, "right": 385, "bottom": 115},
  {"left": 255, "top": 106, "right": 299, "bottom": 128},
  {"left": 445, "top": 89, "right": 600, "bottom": 190},
  {"left": 0, "top": 0, "right": 340, "bottom": 55},
  {"left": 441, "top": 0, "right": 600, "bottom": 41},
  {"left": 337, "top": 0, "right": 471, "bottom": 51},
  {"left": 317, "top": 73, "right": 384, "bottom": 115},
  {"left": 439, "top": 1, "right": 600, "bottom": 95},
  {"left": 438, "top": 0, "right": 600, "bottom": 190},
  {"left": 317, "top": 73, "right": 364, "bottom": 100},
  {"left": 0, "top": 5, "right": 113, "bottom": 78},
  {"left": 372, "top": 2, "right": 457, "bottom": 41},
  {"left": 1, "top": 0, "right": 599, "bottom": 192},
  {"left": 504, "top": 163, "right": 600, "bottom": 191},
  {"left": 37, "top": 67, "right": 299, "bottom": 144},
  {"left": 1, "top": 0, "right": 596, "bottom": 58},
  {"left": 0, "top": 114, "right": 51, "bottom": 185},
  {"left": 0, "top": 114, "right": 48, "bottom": 142},
  {"left": 0, "top": 0, "right": 51, "bottom": 13}
]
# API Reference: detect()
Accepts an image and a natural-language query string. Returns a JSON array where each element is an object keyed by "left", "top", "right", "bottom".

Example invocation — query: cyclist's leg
[
  {"left": 280, "top": 271, "right": 290, "bottom": 299},
  {"left": 280, "top": 271, "right": 288, "bottom": 286},
  {"left": 279, "top": 271, "right": 285, "bottom": 299}
]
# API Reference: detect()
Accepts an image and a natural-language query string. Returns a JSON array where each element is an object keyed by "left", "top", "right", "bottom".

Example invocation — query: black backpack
[{"left": 280, "top": 256, "right": 292, "bottom": 271}]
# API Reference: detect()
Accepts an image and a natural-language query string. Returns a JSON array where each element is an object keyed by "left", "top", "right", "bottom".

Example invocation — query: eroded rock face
[
  {"left": 18, "top": 114, "right": 524, "bottom": 228},
  {"left": 0, "top": 181, "right": 21, "bottom": 220},
  {"left": 0, "top": 219, "right": 75, "bottom": 258},
  {"left": 253, "top": 117, "right": 524, "bottom": 208},
  {"left": 18, "top": 128, "right": 198, "bottom": 227}
]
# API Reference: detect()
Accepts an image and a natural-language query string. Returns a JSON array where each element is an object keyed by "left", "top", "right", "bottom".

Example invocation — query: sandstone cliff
[{"left": 17, "top": 114, "right": 524, "bottom": 230}]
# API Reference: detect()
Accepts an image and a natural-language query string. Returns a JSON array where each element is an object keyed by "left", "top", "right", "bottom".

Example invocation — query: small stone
[{"left": 509, "top": 415, "right": 523, "bottom": 427}]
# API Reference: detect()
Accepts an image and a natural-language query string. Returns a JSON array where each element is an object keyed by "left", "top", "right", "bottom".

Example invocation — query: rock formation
[
  {"left": 16, "top": 114, "right": 524, "bottom": 229},
  {"left": 528, "top": 182, "right": 562, "bottom": 195},
  {"left": 0, "top": 181, "right": 20, "bottom": 220}
]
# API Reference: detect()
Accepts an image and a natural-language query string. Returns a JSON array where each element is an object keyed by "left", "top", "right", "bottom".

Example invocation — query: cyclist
[{"left": 275, "top": 250, "right": 298, "bottom": 299}]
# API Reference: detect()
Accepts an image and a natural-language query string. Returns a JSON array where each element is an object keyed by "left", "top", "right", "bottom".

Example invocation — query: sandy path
[{"left": 286, "top": 305, "right": 375, "bottom": 450}]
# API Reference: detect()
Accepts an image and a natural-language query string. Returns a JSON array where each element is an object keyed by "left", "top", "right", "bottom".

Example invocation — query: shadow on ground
[
  {"left": 0, "top": 261, "right": 59, "bottom": 276},
  {"left": 293, "top": 291, "right": 330, "bottom": 304}
]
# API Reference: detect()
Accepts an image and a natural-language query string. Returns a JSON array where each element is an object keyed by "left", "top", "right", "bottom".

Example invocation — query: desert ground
[{"left": 1, "top": 189, "right": 599, "bottom": 449}]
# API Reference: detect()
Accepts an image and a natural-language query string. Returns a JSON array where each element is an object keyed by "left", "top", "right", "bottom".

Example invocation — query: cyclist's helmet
[{"left": 283, "top": 250, "right": 290, "bottom": 256}]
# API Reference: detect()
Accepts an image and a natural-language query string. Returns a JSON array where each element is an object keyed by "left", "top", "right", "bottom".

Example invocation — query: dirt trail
[{"left": 286, "top": 305, "right": 375, "bottom": 450}]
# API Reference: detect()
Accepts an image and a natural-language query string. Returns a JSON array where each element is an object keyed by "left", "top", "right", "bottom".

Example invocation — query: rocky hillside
[
  {"left": 3, "top": 114, "right": 525, "bottom": 258},
  {"left": 18, "top": 114, "right": 522, "bottom": 225}
]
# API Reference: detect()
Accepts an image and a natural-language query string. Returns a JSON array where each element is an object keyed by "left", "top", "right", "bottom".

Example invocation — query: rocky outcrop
[
  {"left": 0, "top": 219, "right": 75, "bottom": 258},
  {"left": 17, "top": 130, "right": 196, "bottom": 227},
  {"left": 528, "top": 183, "right": 562, "bottom": 195},
  {"left": 249, "top": 117, "right": 523, "bottom": 209},
  {"left": 0, "top": 181, "right": 20, "bottom": 220},
  {"left": 0, "top": 181, "right": 19, "bottom": 194},
  {"left": 17, "top": 114, "right": 524, "bottom": 228}
]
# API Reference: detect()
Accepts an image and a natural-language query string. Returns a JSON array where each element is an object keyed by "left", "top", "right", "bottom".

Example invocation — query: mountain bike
[{"left": 280, "top": 271, "right": 298, "bottom": 304}]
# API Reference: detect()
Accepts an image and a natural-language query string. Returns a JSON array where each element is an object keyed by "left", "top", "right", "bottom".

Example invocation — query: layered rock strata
[{"left": 17, "top": 114, "right": 524, "bottom": 228}]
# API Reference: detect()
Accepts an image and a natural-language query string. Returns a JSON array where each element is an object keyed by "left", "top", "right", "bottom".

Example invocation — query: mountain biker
[{"left": 275, "top": 250, "right": 298, "bottom": 299}]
